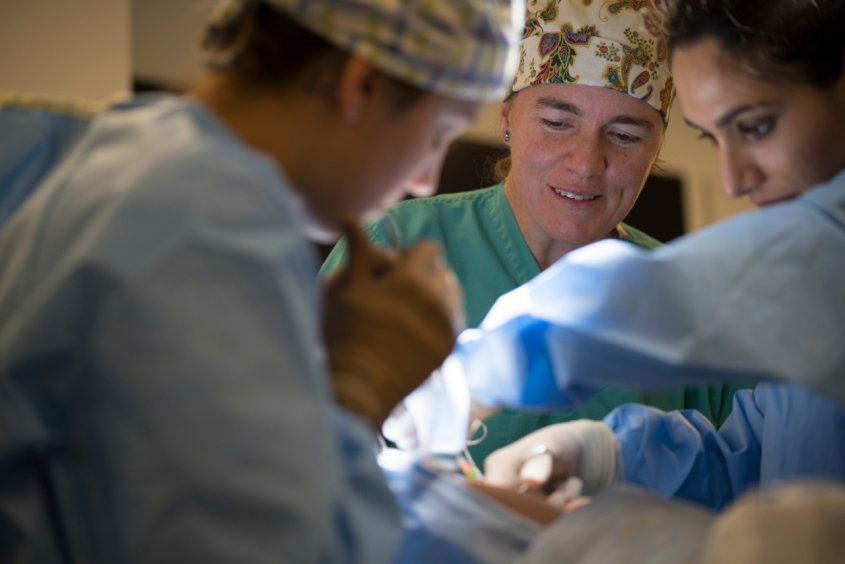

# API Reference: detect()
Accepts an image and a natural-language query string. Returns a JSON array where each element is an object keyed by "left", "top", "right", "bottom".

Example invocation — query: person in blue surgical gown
[
  {"left": 0, "top": 1, "right": 526, "bottom": 561},
  {"left": 459, "top": 0, "right": 845, "bottom": 520}
]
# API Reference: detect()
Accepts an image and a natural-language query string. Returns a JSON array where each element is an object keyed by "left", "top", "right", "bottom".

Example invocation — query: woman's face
[
  {"left": 673, "top": 39, "right": 845, "bottom": 207},
  {"left": 357, "top": 92, "right": 479, "bottom": 218},
  {"left": 301, "top": 73, "right": 480, "bottom": 229},
  {"left": 329, "top": 88, "right": 480, "bottom": 223},
  {"left": 502, "top": 83, "right": 664, "bottom": 251}
]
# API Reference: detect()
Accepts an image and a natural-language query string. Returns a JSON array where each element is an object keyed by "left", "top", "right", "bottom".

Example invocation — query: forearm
[{"left": 606, "top": 396, "right": 763, "bottom": 510}]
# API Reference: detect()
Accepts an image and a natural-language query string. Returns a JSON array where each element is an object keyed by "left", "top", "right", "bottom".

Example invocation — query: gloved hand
[
  {"left": 483, "top": 420, "right": 619, "bottom": 507},
  {"left": 323, "top": 218, "right": 465, "bottom": 429}
]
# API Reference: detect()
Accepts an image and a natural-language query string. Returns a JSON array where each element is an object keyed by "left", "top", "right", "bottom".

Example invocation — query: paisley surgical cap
[
  {"left": 199, "top": 0, "right": 525, "bottom": 104},
  {"left": 511, "top": 0, "right": 675, "bottom": 119}
]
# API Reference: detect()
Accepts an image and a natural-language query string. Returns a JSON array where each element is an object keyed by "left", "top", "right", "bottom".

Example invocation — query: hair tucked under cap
[
  {"left": 199, "top": 0, "right": 526, "bottom": 104},
  {"left": 510, "top": 0, "right": 675, "bottom": 120},
  {"left": 667, "top": 0, "right": 845, "bottom": 89}
]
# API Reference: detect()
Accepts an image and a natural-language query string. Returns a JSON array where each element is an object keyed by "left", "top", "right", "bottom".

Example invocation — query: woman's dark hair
[
  {"left": 198, "top": 0, "right": 424, "bottom": 109},
  {"left": 667, "top": 0, "right": 845, "bottom": 87}
]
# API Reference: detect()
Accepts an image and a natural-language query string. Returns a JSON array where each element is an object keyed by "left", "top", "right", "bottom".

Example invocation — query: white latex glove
[
  {"left": 382, "top": 355, "right": 474, "bottom": 455},
  {"left": 484, "top": 420, "right": 619, "bottom": 506}
]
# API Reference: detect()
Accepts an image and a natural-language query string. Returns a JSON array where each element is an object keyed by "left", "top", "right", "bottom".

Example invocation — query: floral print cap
[{"left": 511, "top": 0, "right": 675, "bottom": 120}]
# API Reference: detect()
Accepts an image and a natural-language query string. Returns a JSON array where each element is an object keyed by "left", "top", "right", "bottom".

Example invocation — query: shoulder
[
  {"left": 618, "top": 223, "right": 663, "bottom": 250},
  {"left": 322, "top": 185, "right": 503, "bottom": 276},
  {"left": 54, "top": 96, "right": 311, "bottom": 276},
  {"left": 369, "top": 184, "right": 504, "bottom": 245},
  {"left": 102, "top": 97, "right": 280, "bottom": 184},
  {"left": 90, "top": 96, "right": 298, "bottom": 222},
  {"left": 386, "top": 184, "right": 502, "bottom": 217}
]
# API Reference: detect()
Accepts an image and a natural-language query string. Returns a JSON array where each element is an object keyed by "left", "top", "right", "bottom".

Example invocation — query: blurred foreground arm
[{"left": 323, "top": 219, "right": 464, "bottom": 428}]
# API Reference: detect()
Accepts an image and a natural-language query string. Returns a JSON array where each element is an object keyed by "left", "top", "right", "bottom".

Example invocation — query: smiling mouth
[{"left": 553, "top": 187, "right": 600, "bottom": 201}]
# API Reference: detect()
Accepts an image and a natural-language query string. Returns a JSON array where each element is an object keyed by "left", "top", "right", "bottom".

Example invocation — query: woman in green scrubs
[{"left": 323, "top": 0, "right": 745, "bottom": 463}]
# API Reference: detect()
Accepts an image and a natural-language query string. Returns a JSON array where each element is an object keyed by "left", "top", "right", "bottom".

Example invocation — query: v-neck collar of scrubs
[{"left": 484, "top": 181, "right": 542, "bottom": 286}]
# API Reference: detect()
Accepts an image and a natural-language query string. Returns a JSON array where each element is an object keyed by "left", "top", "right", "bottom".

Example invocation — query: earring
[{"left": 504, "top": 130, "right": 511, "bottom": 143}]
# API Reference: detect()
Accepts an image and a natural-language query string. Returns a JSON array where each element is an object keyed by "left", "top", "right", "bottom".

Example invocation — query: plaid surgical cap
[
  {"left": 201, "top": 0, "right": 526, "bottom": 103},
  {"left": 511, "top": 0, "right": 675, "bottom": 120}
]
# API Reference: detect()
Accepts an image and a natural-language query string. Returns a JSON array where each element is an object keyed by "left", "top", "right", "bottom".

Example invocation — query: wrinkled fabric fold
[{"left": 452, "top": 169, "right": 845, "bottom": 408}]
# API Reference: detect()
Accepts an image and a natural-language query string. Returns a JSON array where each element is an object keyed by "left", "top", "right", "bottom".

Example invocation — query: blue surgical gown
[
  {"left": 0, "top": 96, "right": 401, "bottom": 562},
  {"left": 448, "top": 169, "right": 845, "bottom": 507},
  {"left": 0, "top": 100, "right": 90, "bottom": 229},
  {"left": 608, "top": 383, "right": 845, "bottom": 509}
]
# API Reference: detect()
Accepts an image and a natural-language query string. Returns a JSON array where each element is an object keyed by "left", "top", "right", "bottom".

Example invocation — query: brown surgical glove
[{"left": 323, "top": 218, "right": 464, "bottom": 428}]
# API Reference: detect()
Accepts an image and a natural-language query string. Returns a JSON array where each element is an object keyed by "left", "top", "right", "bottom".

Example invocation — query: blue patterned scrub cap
[
  {"left": 511, "top": 0, "right": 675, "bottom": 120},
  {"left": 200, "top": 0, "right": 526, "bottom": 104}
]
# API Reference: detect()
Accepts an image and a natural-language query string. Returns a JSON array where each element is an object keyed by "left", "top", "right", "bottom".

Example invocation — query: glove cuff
[{"left": 566, "top": 420, "right": 619, "bottom": 495}]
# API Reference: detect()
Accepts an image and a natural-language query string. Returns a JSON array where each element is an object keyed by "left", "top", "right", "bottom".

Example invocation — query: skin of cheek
[
  {"left": 335, "top": 108, "right": 444, "bottom": 218},
  {"left": 772, "top": 103, "right": 845, "bottom": 196},
  {"left": 749, "top": 142, "right": 811, "bottom": 205},
  {"left": 308, "top": 152, "right": 421, "bottom": 227},
  {"left": 338, "top": 96, "right": 476, "bottom": 220},
  {"left": 721, "top": 99, "right": 845, "bottom": 206}
]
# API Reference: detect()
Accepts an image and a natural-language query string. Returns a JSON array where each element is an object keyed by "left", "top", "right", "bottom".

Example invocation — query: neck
[
  {"left": 187, "top": 72, "right": 333, "bottom": 212},
  {"left": 503, "top": 176, "right": 615, "bottom": 271}
]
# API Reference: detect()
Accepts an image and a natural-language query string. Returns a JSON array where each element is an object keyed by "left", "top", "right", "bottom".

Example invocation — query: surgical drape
[{"left": 454, "top": 172, "right": 845, "bottom": 408}]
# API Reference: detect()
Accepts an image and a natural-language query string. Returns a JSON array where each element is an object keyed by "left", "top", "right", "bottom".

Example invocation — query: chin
[
  {"left": 755, "top": 194, "right": 799, "bottom": 208},
  {"left": 362, "top": 208, "right": 388, "bottom": 222},
  {"left": 301, "top": 216, "right": 342, "bottom": 244},
  {"left": 547, "top": 223, "right": 610, "bottom": 247}
]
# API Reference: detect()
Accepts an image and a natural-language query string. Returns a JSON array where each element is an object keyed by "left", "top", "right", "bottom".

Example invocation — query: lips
[{"left": 551, "top": 186, "right": 601, "bottom": 201}]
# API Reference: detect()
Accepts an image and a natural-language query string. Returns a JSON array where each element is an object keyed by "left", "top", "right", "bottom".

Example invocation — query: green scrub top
[{"left": 321, "top": 182, "right": 746, "bottom": 464}]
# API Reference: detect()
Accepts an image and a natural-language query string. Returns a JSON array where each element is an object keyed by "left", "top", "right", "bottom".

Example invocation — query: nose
[
  {"left": 719, "top": 147, "right": 764, "bottom": 198},
  {"left": 563, "top": 131, "right": 607, "bottom": 178}
]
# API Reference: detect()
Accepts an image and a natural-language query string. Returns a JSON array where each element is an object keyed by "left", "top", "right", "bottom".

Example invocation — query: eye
[
  {"left": 541, "top": 118, "right": 571, "bottom": 129},
  {"left": 610, "top": 131, "right": 641, "bottom": 144},
  {"left": 737, "top": 117, "right": 775, "bottom": 141}
]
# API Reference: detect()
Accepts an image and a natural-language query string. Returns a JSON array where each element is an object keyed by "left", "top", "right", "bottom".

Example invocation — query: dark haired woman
[
  {"left": 0, "top": 0, "right": 523, "bottom": 560},
  {"left": 457, "top": 0, "right": 845, "bottom": 511}
]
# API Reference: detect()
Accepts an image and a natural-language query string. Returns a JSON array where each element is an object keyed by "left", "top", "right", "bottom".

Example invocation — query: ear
[
  {"left": 335, "top": 56, "right": 375, "bottom": 125},
  {"left": 499, "top": 99, "right": 512, "bottom": 144}
]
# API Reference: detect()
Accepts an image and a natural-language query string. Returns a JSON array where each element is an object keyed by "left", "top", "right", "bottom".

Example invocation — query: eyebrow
[
  {"left": 536, "top": 97, "right": 581, "bottom": 114},
  {"left": 687, "top": 102, "right": 776, "bottom": 132},
  {"left": 607, "top": 115, "right": 655, "bottom": 129},
  {"left": 536, "top": 97, "right": 655, "bottom": 129},
  {"left": 715, "top": 105, "right": 754, "bottom": 128}
]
